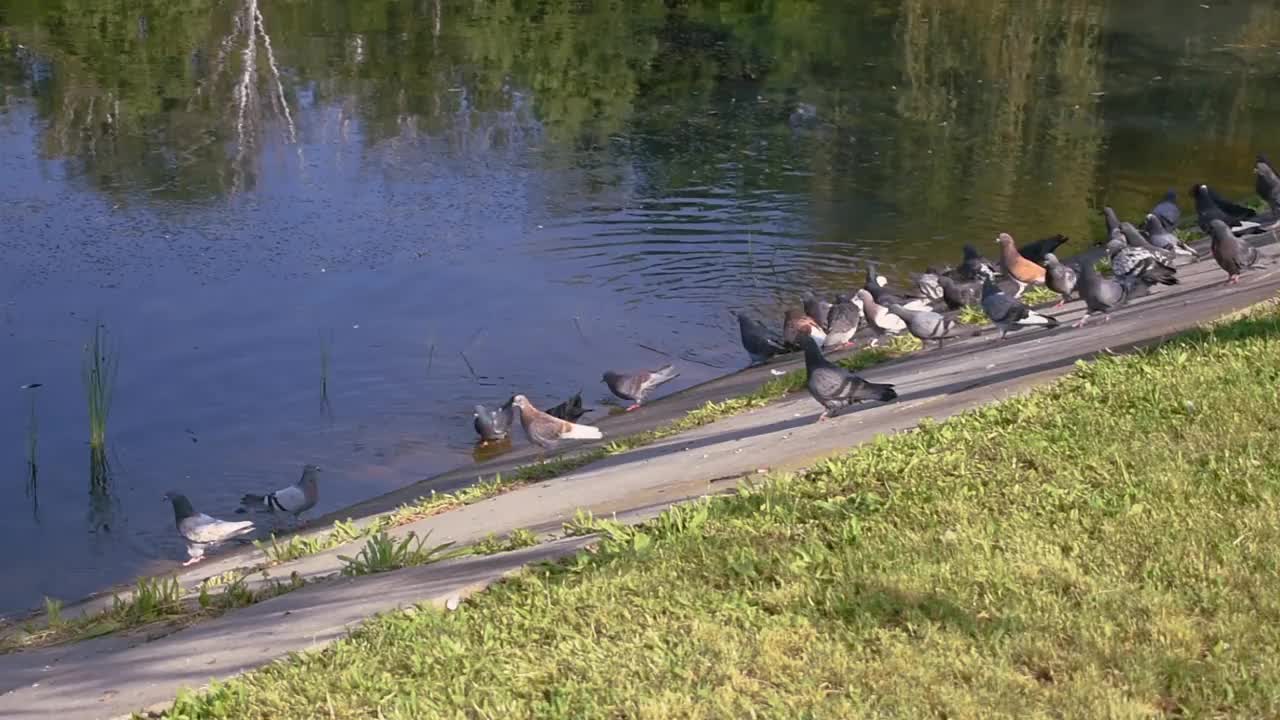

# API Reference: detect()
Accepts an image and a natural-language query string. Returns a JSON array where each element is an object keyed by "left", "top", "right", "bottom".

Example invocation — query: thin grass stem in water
[{"left": 82, "top": 323, "right": 118, "bottom": 451}]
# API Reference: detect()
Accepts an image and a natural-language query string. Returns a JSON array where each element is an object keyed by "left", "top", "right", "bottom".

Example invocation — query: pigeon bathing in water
[
  {"left": 936, "top": 275, "right": 980, "bottom": 310},
  {"left": 165, "top": 492, "right": 255, "bottom": 566},
  {"left": 1151, "top": 189, "right": 1181, "bottom": 230},
  {"left": 1255, "top": 155, "right": 1280, "bottom": 217},
  {"left": 1208, "top": 219, "right": 1262, "bottom": 285},
  {"left": 1041, "top": 252, "right": 1078, "bottom": 307},
  {"left": 603, "top": 364, "right": 679, "bottom": 411},
  {"left": 1143, "top": 214, "right": 1195, "bottom": 258},
  {"left": 1017, "top": 234, "right": 1070, "bottom": 266},
  {"left": 855, "top": 289, "right": 906, "bottom": 338},
  {"left": 995, "top": 232, "right": 1046, "bottom": 298},
  {"left": 784, "top": 309, "right": 827, "bottom": 347},
  {"left": 980, "top": 276, "right": 1059, "bottom": 339},
  {"left": 473, "top": 398, "right": 515, "bottom": 442},
  {"left": 801, "top": 332, "right": 897, "bottom": 422},
  {"left": 239, "top": 464, "right": 321, "bottom": 523},
  {"left": 511, "top": 394, "right": 603, "bottom": 451},
  {"left": 888, "top": 303, "right": 960, "bottom": 349},
  {"left": 823, "top": 296, "right": 861, "bottom": 349},
  {"left": 546, "top": 391, "right": 588, "bottom": 422},
  {"left": 802, "top": 293, "right": 832, "bottom": 331},
  {"left": 737, "top": 312, "right": 788, "bottom": 365}
]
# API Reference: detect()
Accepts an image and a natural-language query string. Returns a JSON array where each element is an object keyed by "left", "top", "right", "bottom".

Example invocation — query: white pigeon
[
  {"left": 164, "top": 492, "right": 255, "bottom": 566},
  {"left": 238, "top": 464, "right": 321, "bottom": 524}
]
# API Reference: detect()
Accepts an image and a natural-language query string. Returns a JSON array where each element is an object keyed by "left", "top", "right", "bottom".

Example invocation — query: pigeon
[
  {"left": 1018, "top": 234, "right": 1070, "bottom": 266},
  {"left": 603, "top": 364, "right": 680, "bottom": 411},
  {"left": 888, "top": 303, "right": 958, "bottom": 349},
  {"left": 1192, "top": 184, "right": 1259, "bottom": 232},
  {"left": 473, "top": 398, "right": 515, "bottom": 442},
  {"left": 802, "top": 292, "right": 832, "bottom": 330},
  {"left": 1103, "top": 206, "right": 1123, "bottom": 241},
  {"left": 980, "top": 276, "right": 1059, "bottom": 339},
  {"left": 936, "top": 275, "right": 980, "bottom": 310},
  {"left": 511, "top": 394, "right": 603, "bottom": 450},
  {"left": 784, "top": 309, "right": 827, "bottom": 347},
  {"left": 800, "top": 332, "right": 897, "bottom": 422},
  {"left": 546, "top": 391, "right": 588, "bottom": 422},
  {"left": 1255, "top": 155, "right": 1280, "bottom": 217},
  {"left": 1119, "top": 222, "right": 1177, "bottom": 266},
  {"left": 823, "top": 296, "right": 861, "bottom": 349},
  {"left": 1208, "top": 219, "right": 1261, "bottom": 284},
  {"left": 864, "top": 262, "right": 889, "bottom": 289},
  {"left": 1151, "top": 189, "right": 1180, "bottom": 230},
  {"left": 916, "top": 273, "right": 945, "bottom": 302},
  {"left": 957, "top": 244, "right": 998, "bottom": 282},
  {"left": 1143, "top": 213, "right": 1195, "bottom": 258},
  {"left": 164, "top": 492, "right": 255, "bottom": 566},
  {"left": 994, "top": 232, "right": 1046, "bottom": 297},
  {"left": 1073, "top": 260, "right": 1129, "bottom": 327},
  {"left": 855, "top": 289, "right": 906, "bottom": 337},
  {"left": 737, "top": 312, "right": 788, "bottom": 365},
  {"left": 1041, "top": 252, "right": 1078, "bottom": 307},
  {"left": 239, "top": 465, "right": 321, "bottom": 522}
]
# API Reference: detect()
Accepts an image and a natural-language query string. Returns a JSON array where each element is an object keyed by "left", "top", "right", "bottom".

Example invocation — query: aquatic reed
[{"left": 81, "top": 323, "right": 117, "bottom": 450}]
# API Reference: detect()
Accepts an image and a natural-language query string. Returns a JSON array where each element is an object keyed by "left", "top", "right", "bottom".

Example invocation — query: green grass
[
  {"left": 159, "top": 304, "right": 1280, "bottom": 719},
  {"left": 338, "top": 530, "right": 456, "bottom": 577},
  {"left": 3, "top": 577, "right": 184, "bottom": 652},
  {"left": 1021, "top": 284, "right": 1060, "bottom": 305},
  {"left": 82, "top": 322, "right": 117, "bottom": 450},
  {"left": 955, "top": 304, "right": 987, "bottom": 325}
]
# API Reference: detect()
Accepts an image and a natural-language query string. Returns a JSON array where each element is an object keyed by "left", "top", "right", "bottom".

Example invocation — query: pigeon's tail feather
[
  {"left": 1139, "top": 263, "right": 1179, "bottom": 287},
  {"left": 1017, "top": 311, "right": 1059, "bottom": 328},
  {"left": 651, "top": 364, "right": 680, "bottom": 385},
  {"left": 902, "top": 299, "right": 933, "bottom": 312},
  {"left": 853, "top": 380, "right": 898, "bottom": 404},
  {"left": 240, "top": 493, "right": 269, "bottom": 511},
  {"left": 561, "top": 422, "right": 603, "bottom": 440}
]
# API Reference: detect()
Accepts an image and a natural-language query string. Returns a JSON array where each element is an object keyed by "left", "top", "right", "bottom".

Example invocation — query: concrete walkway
[{"left": 2, "top": 235, "right": 1278, "bottom": 719}]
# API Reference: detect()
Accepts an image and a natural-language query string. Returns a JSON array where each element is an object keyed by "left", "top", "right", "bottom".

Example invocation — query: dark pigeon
[
  {"left": 1074, "top": 260, "right": 1129, "bottom": 327},
  {"left": 1208, "top": 219, "right": 1261, "bottom": 284},
  {"left": 957, "top": 244, "right": 998, "bottom": 282},
  {"left": 1041, "top": 252, "right": 1078, "bottom": 307},
  {"left": 803, "top": 292, "right": 832, "bottom": 331},
  {"left": 1018, "top": 234, "right": 1070, "bottom": 266},
  {"left": 801, "top": 333, "right": 896, "bottom": 422},
  {"left": 1143, "top": 214, "right": 1195, "bottom": 258},
  {"left": 1103, "top": 206, "right": 1122, "bottom": 241},
  {"left": 980, "top": 277, "right": 1059, "bottom": 339},
  {"left": 164, "top": 492, "right": 254, "bottom": 566},
  {"left": 474, "top": 398, "right": 515, "bottom": 442},
  {"left": 546, "top": 391, "right": 587, "bottom": 422},
  {"left": 737, "top": 312, "right": 788, "bottom": 365},
  {"left": 1151, "top": 189, "right": 1180, "bottom": 230},
  {"left": 1192, "top": 184, "right": 1258, "bottom": 232},
  {"left": 1255, "top": 155, "right": 1280, "bottom": 217},
  {"left": 238, "top": 465, "right": 321, "bottom": 523},
  {"left": 823, "top": 296, "right": 861, "bottom": 349},
  {"left": 603, "top": 364, "right": 680, "bottom": 411},
  {"left": 936, "top": 275, "right": 980, "bottom": 310},
  {"left": 511, "top": 394, "right": 602, "bottom": 450}
]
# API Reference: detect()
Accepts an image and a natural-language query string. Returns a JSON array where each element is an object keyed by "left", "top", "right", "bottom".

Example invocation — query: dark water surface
[{"left": 2, "top": 0, "right": 1280, "bottom": 613}]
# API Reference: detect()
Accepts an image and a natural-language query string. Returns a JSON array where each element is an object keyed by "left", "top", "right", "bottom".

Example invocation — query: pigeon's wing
[
  {"left": 181, "top": 514, "right": 253, "bottom": 544},
  {"left": 982, "top": 292, "right": 1018, "bottom": 323},
  {"left": 809, "top": 364, "right": 855, "bottom": 405},
  {"left": 273, "top": 485, "right": 308, "bottom": 513}
]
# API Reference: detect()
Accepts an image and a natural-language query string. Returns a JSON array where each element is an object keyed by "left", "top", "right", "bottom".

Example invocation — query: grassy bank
[{"left": 158, "top": 303, "right": 1280, "bottom": 719}]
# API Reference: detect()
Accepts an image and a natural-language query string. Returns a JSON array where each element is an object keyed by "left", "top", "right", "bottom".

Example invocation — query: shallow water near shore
[{"left": 2, "top": 0, "right": 1280, "bottom": 613}]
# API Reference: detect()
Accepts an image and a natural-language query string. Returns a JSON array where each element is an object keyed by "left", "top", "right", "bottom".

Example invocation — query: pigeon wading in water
[
  {"left": 165, "top": 492, "right": 255, "bottom": 566},
  {"left": 887, "top": 303, "right": 959, "bottom": 349},
  {"left": 801, "top": 332, "right": 897, "bottom": 422},
  {"left": 994, "top": 233, "right": 1046, "bottom": 298},
  {"left": 1208, "top": 219, "right": 1262, "bottom": 284},
  {"left": 737, "top": 312, "right": 788, "bottom": 364},
  {"left": 473, "top": 398, "right": 515, "bottom": 442},
  {"left": 823, "top": 296, "right": 861, "bottom": 349},
  {"left": 1041, "top": 253, "right": 1078, "bottom": 307},
  {"left": 239, "top": 464, "right": 321, "bottom": 523},
  {"left": 980, "top": 277, "right": 1059, "bottom": 339},
  {"left": 603, "top": 364, "right": 679, "bottom": 411},
  {"left": 511, "top": 394, "right": 603, "bottom": 451},
  {"left": 546, "top": 391, "right": 588, "bottom": 422}
]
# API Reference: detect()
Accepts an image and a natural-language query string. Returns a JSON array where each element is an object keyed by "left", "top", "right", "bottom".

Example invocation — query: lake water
[{"left": 1, "top": 0, "right": 1279, "bottom": 614}]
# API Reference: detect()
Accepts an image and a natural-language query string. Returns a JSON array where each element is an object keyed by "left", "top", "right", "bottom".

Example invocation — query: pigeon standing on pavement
[
  {"left": 603, "top": 365, "right": 680, "bottom": 411},
  {"left": 1120, "top": 222, "right": 1178, "bottom": 266},
  {"left": 1208, "top": 219, "right": 1262, "bottom": 285},
  {"left": 980, "top": 276, "right": 1059, "bottom": 339},
  {"left": 855, "top": 289, "right": 907, "bottom": 338},
  {"left": 1255, "top": 156, "right": 1280, "bottom": 217},
  {"left": 823, "top": 296, "right": 861, "bottom": 349},
  {"left": 1144, "top": 213, "right": 1195, "bottom": 258},
  {"left": 803, "top": 293, "right": 832, "bottom": 330},
  {"left": 784, "top": 308, "right": 827, "bottom": 347},
  {"left": 957, "top": 244, "right": 998, "bottom": 282},
  {"left": 1042, "top": 252, "right": 1078, "bottom": 307},
  {"left": 546, "top": 391, "right": 588, "bottom": 422},
  {"left": 1018, "top": 234, "right": 1070, "bottom": 266},
  {"left": 1073, "top": 260, "right": 1129, "bottom": 328},
  {"left": 916, "top": 273, "right": 945, "bottom": 302},
  {"left": 511, "top": 394, "right": 603, "bottom": 450},
  {"left": 1151, "top": 189, "right": 1180, "bottom": 230},
  {"left": 1192, "top": 184, "right": 1259, "bottom": 232},
  {"left": 937, "top": 275, "right": 980, "bottom": 310},
  {"left": 164, "top": 492, "right": 255, "bottom": 566},
  {"left": 994, "top": 232, "right": 1046, "bottom": 297},
  {"left": 801, "top": 332, "right": 897, "bottom": 422},
  {"left": 238, "top": 465, "right": 321, "bottom": 522},
  {"left": 737, "top": 312, "right": 788, "bottom": 365},
  {"left": 474, "top": 398, "right": 515, "bottom": 442},
  {"left": 888, "top": 303, "right": 959, "bottom": 349}
]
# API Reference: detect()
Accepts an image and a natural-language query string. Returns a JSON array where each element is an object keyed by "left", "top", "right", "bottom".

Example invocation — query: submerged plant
[
  {"left": 319, "top": 330, "right": 333, "bottom": 416},
  {"left": 82, "top": 322, "right": 118, "bottom": 451},
  {"left": 22, "top": 385, "right": 39, "bottom": 518}
]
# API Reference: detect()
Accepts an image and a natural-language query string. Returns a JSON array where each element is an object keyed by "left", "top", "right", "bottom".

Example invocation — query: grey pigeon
[
  {"left": 1208, "top": 219, "right": 1261, "bottom": 284},
  {"left": 802, "top": 293, "right": 832, "bottom": 331},
  {"left": 1143, "top": 214, "right": 1195, "bottom": 258},
  {"left": 823, "top": 296, "right": 861, "bottom": 349},
  {"left": 864, "top": 267, "right": 931, "bottom": 310},
  {"left": 239, "top": 465, "right": 321, "bottom": 522},
  {"left": 916, "top": 273, "right": 945, "bottom": 302},
  {"left": 855, "top": 289, "right": 906, "bottom": 337},
  {"left": 957, "top": 244, "right": 998, "bottom": 282},
  {"left": 1073, "top": 260, "right": 1129, "bottom": 327},
  {"left": 737, "top": 312, "right": 788, "bottom": 365},
  {"left": 164, "top": 492, "right": 255, "bottom": 566},
  {"left": 783, "top": 309, "right": 827, "bottom": 347},
  {"left": 511, "top": 394, "right": 602, "bottom": 451},
  {"left": 1151, "top": 189, "right": 1180, "bottom": 230},
  {"left": 1255, "top": 155, "right": 1280, "bottom": 216},
  {"left": 1042, "top": 252, "right": 1078, "bottom": 307},
  {"left": 545, "top": 391, "right": 587, "bottom": 422},
  {"left": 1018, "top": 234, "right": 1070, "bottom": 266},
  {"left": 801, "top": 333, "right": 896, "bottom": 422},
  {"left": 1120, "top": 222, "right": 1177, "bottom": 266},
  {"left": 980, "top": 277, "right": 1059, "bottom": 339},
  {"left": 937, "top": 275, "right": 980, "bottom": 310},
  {"left": 602, "top": 364, "right": 679, "bottom": 411},
  {"left": 1103, "top": 206, "right": 1122, "bottom": 241},
  {"left": 473, "top": 398, "right": 515, "bottom": 442},
  {"left": 888, "top": 303, "right": 958, "bottom": 349},
  {"left": 1192, "top": 184, "right": 1259, "bottom": 232}
]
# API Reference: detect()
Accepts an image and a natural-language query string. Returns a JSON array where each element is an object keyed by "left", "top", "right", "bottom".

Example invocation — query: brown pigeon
[
  {"left": 511, "top": 395, "right": 603, "bottom": 451},
  {"left": 994, "top": 232, "right": 1046, "bottom": 298}
]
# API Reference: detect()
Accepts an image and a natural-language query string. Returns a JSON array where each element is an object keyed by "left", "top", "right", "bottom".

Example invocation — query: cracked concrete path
[{"left": 2, "top": 236, "right": 1279, "bottom": 719}]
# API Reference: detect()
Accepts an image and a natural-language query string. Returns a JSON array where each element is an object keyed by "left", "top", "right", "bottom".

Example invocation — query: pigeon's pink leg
[
  {"left": 626, "top": 404, "right": 640, "bottom": 412},
  {"left": 815, "top": 412, "right": 830, "bottom": 424},
  {"left": 182, "top": 557, "right": 204, "bottom": 567}
]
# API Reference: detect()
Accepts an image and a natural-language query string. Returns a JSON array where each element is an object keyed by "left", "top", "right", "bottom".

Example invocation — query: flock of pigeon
[{"left": 160, "top": 160, "right": 1275, "bottom": 567}]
